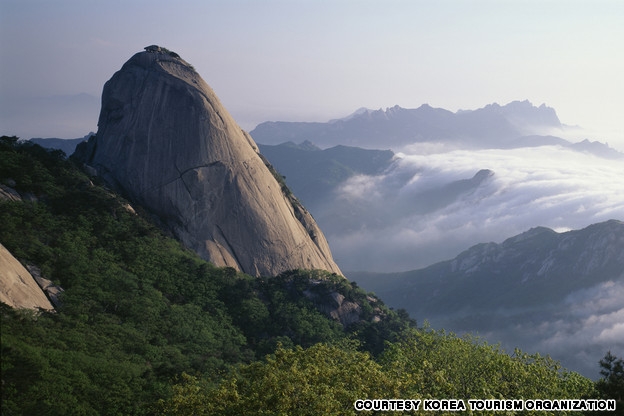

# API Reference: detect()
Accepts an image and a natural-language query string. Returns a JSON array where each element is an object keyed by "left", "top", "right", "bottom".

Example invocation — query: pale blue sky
[{"left": 1, "top": 0, "right": 623, "bottom": 149}]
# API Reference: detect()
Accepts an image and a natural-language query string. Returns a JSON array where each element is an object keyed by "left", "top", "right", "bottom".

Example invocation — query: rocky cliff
[{"left": 74, "top": 46, "right": 341, "bottom": 277}]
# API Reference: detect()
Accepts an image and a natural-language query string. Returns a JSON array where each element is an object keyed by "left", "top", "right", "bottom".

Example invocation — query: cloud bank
[
  {"left": 316, "top": 145, "right": 624, "bottom": 272},
  {"left": 485, "top": 279, "right": 624, "bottom": 379}
]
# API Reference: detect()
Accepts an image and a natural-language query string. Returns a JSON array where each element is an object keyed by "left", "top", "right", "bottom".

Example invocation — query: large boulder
[
  {"left": 0, "top": 244, "right": 54, "bottom": 311},
  {"left": 74, "top": 47, "right": 341, "bottom": 277}
]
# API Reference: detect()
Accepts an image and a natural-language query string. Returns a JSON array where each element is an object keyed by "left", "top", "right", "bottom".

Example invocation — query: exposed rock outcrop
[
  {"left": 0, "top": 184, "right": 22, "bottom": 202},
  {"left": 302, "top": 280, "right": 382, "bottom": 328},
  {"left": 74, "top": 46, "right": 342, "bottom": 277},
  {"left": 313, "top": 291, "right": 362, "bottom": 327},
  {"left": 26, "top": 264, "right": 64, "bottom": 308},
  {"left": 0, "top": 244, "right": 54, "bottom": 311}
]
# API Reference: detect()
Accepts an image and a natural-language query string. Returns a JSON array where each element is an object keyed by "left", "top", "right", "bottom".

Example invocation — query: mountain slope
[
  {"left": 73, "top": 46, "right": 340, "bottom": 277},
  {"left": 1, "top": 135, "right": 418, "bottom": 413},
  {"left": 354, "top": 221, "right": 624, "bottom": 310},
  {"left": 257, "top": 141, "right": 394, "bottom": 209},
  {"left": 351, "top": 220, "right": 624, "bottom": 377}
]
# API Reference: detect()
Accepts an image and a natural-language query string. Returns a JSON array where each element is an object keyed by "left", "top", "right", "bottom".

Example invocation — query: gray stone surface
[{"left": 75, "top": 47, "right": 341, "bottom": 277}]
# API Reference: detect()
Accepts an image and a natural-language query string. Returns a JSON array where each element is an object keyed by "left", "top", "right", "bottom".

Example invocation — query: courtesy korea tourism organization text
[{"left": 354, "top": 399, "right": 617, "bottom": 412}]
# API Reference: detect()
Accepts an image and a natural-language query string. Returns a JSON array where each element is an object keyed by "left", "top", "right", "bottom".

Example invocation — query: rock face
[
  {"left": 0, "top": 244, "right": 54, "bottom": 311},
  {"left": 74, "top": 47, "right": 341, "bottom": 277}
]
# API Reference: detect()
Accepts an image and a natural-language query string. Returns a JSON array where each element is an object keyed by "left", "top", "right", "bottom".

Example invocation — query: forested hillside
[{"left": 1, "top": 136, "right": 618, "bottom": 415}]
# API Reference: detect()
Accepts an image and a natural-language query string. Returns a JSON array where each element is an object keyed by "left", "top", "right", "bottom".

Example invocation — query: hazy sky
[{"left": 1, "top": 0, "right": 623, "bottom": 150}]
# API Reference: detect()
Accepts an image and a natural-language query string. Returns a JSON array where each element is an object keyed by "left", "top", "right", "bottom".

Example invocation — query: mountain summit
[{"left": 74, "top": 46, "right": 341, "bottom": 277}]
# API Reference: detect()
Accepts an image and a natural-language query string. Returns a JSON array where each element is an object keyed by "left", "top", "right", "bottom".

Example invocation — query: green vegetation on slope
[
  {"left": 0, "top": 136, "right": 612, "bottom": 415},
  {"left": 161, "top": 331, "right": 597, "bottom": 415},
  {"left": 0, "top": 136, "right": 412, "bottom": 414}
]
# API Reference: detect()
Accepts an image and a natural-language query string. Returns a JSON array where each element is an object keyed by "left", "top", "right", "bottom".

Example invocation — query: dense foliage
[
  {"left": 0, "top": 136, "right": 608, "bottom": 414},
  {"left": 161, "top": 331, "right": 597, "bottom": 415},
  {"left": 159, "top": 343, "right": 398, "bottom": 415},
  {"left": 0, "top": 136, "right": 412, "bottom": 414}
]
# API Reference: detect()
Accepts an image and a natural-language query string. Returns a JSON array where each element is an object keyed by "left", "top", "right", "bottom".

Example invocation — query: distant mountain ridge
[
  {"left": 350, "top": 219, "right": 624, "bottom": 377},
  {"left": 353, "top": 220, "right": 624, "bottom": 312},
  {"left": 251, "top": 100, "right": 564, "bottom": 148},
  {"left": 31, "top": 133, "right": 94, "bottom": 156}
]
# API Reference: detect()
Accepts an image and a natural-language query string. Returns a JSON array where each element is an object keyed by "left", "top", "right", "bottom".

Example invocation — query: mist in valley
[{"left": 312, "top": 145, "right": 624, "bottom": 273}]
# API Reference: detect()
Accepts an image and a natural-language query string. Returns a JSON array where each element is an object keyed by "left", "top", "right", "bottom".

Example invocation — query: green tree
[
  {"left": 596, "top": 351, "right": 624, "bottom": 414},
  {"left": 159, "top": 343, "right": 399, "bottom": 415},
  {"left": 380, "top": 327, "right": 595, "bottom": 414}
]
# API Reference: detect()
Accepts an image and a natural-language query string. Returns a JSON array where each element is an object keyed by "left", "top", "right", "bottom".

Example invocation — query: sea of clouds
[
  {"left": 315, "top": 144, "right": 623, "bottom": 378},
  {"left": 317, "top": 145, "right": 624, "bottom": 273}
]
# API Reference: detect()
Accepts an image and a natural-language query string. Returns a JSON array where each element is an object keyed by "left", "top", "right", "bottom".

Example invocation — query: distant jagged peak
[
  {"left": 329, "top": 107, "right": 372, "bottom": 123},
  {"left": 479, "top": 99, "right": 536, "bottom": 110},
  {"left": 331, "top": 103, "right": 451, "bottom": 124},
  {"left": 506, "top": 99, "right": 539, "bottom": 108},
  {"left": 335, "top": 101, "right": 558, "bottom": 123},
  {"left": 387, "top": 104, "right": 407, "bottom": 113},
  {"left": 497, "top": 100, "right": 561, "bottom": 127},
  {"left": 503, "top": 99, "right": 557, "bottom": 116},
  {"left": 328, "top": 106, "right": 410, "bottom": 123},
  {"left": 458, "top": 100, "right": 558, "bottom": 119}
]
